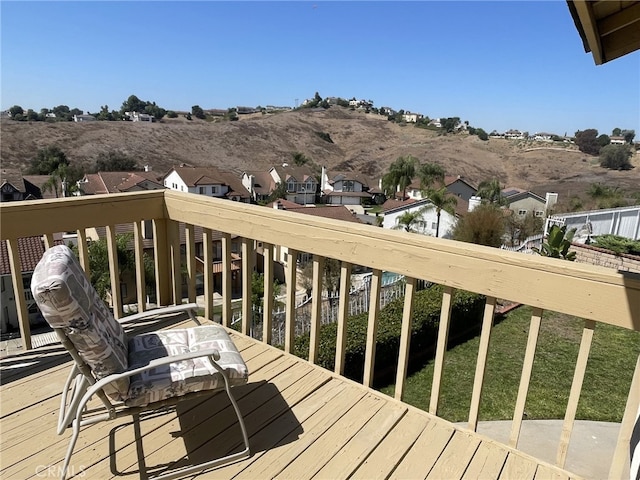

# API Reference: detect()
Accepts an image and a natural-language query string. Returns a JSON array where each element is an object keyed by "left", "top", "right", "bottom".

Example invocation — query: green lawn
[{"left": 380, "top": 305, "right": 639, "bottom": 423}]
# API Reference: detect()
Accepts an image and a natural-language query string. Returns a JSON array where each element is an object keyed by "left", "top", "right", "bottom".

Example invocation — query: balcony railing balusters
[
  {"left": 6, "top": 237, "right": 31, "bottom": 350},
  {"left": 395, "top": 276, "right": 417, "bottom": 401},
  {"left": 308, "top": 255, "right": 324, "bottom": 364},
  {"left": 262, "top": 242, "right": 274, "bottom": 345},
  {"left": 184, "top": 224, "right": 196, "bottom": 304},
  {"left": 221, "top": 233, "right": 232, "bottom": 327},
  {"left": 133, "top": 221, "right": 147, "bottom": 313},
  {"left": 241, "top": 237, "right": 253, "bottom": 336},
  {"left": 105, "top": 225, "right": 122, "bottom": 319},
  {"left": 335, "top": 261, "right": 353, "bottom": 376},
  {"left": 468, "top": 296, "right": 498, "bottom": 431},
  {"left": 509, "top": 306, "right": 543, "bottom": 448},
  {"left": 363, "top": 268, "right": 382, "bottom": 387},
  {"left": 556, "top": 319, "right": 596, "bottom": 468},
  {"left": 202, "top": 227, "right": 214, "bottom": 320},
  {"left": 284, "top": 249, "right": 298, "bottom": 353},
  {"left": 610, "top": 354, "right": 640, "bottom": 479},
  {"left": 43, "top": 233, "right": 55, "bottom": 249},
  {"left": 430, "top": 286, "right": 455, "bottom": 415},
  {"left": 152, "top": 217, "right": 172, "bottom": 307},
  {"left": 76, "top": 229, "right": 90, "bottom": 277}
]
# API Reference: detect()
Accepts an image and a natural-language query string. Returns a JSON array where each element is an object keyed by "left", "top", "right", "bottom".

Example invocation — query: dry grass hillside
[{"left": 2, "top": 107, "right": 639, "bottom": 208}]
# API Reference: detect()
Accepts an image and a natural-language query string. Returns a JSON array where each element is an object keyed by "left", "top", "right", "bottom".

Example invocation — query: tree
[
  {"left": 265, "top": 182, "right": 288, "bottom": 204},
  {"left": 440, "top": 117, "right": 461, "bottom": 133},
  {"left": 596, "top": 134, "right": 611, "bottom": 147},
  {"left": 251, "top": 272, "right": 282, "bottom": 311},
  {"left": 93, "top": 151, "right": 138, "bottom": 172},
  {"left": 476, "top": 178, "right": 506, "bottom": 205},
  {"left": 292, "top": 152, "right": 309, "bottom": 166},
  {"left": 599, "top": 144, "right": 633, "bottom": 170},
  {"left": 9, "top": 105, "right": 24, "bottom": 118},
  {"left": 381, "top": 155, "right": 417, "bottom": 199},
  {"left": 418, "top": 163, "right": 445, "bottom": 189},
  {"left": 422, "top": 187, "right": 458, "bottom": 237},
  {"left": 612, "top": 127, "right": 622, "bottom": 137},
  {"left": 622, "top": 129, "right": 636, "bottom": 144},
  {"left": 191, "top": 105, "right": 205, "bottom": 119},
  {"left": 28, "top": 145, "right": 70, "bottom": 174},
  {"left": 41, "top": 165, "right": 67, "bottom": 198},
  {"left": 452, "top": 204, "right": 505, "bottom": 247},
  {"left": 120, "top": 95, "right": 146, "bottom": 114},
  {"left": 504, "top": 211, "right": 543, "bottom": 246},
  {"left": 392, "top": 211, "right": 425, "bottom": 233},
  {"left": 476, "top": 128, "right": 489, "bottom": 141},
  {"left": 532, "top": 225, "right": 576, "bottom": 261},
  {"left": 574, "top": 129, "right": 600, "bottom": 155}
]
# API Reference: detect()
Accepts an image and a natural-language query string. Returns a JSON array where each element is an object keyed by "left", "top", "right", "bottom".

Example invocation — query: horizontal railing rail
[{"left": 1, "top": 189, "right": 638, "bottom": 479}]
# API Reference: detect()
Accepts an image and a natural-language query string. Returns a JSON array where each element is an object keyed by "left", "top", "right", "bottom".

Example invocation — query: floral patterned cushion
[
  {"left": 31, "top": 245, "right": 129, "bottom": 401},
  {"left": 126, "top": 324, "right": 249, "bottom": 407}
]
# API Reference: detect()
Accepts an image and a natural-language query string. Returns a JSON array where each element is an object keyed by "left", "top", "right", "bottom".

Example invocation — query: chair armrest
[{"left": 118, "top": 303, "right": 200, "bottom": 326}]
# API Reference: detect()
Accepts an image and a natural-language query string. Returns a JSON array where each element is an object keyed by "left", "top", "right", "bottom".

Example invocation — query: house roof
[
  {"left": 1, "top": 170, "right": 49, "bottom": 199},
  {"left": 0, "top": 236, "right": 62, "bottom": 275},
  {"left": 382, "top": 198, "right": 417, "bottom": 212},
  {"left": 567, "top": 0, "right": 640, "bottom": 65},
  {"left": 83, "top": 171, "right": 163, "bottom": 195},
  {"left": 267, "top": 200, "right": 363, "bottom": 224},
  {"left": 502, "top": 189, "right": 546, "bottom": 204},
  {"left": 244, "top": 171, "right": 276, "bottom": 196},
  {"left": 166, "top": 166, "right": 250, "bottom": 199},
  {"left": 270, "top": 164, "right": 316, "bottom": 183}
]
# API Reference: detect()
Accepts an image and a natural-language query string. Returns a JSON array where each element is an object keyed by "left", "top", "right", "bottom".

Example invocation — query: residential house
[
  {"left": 163, "top": 165, "right": 251, "bottom": 203},
  {"left": 402, "top": 112, "right": 422, "bottom": 123},
  {"left": 0, "top": 236, "right": 62, "bottom": 333},
  {"left": 73, "top": 114, "right": 96, "bottom": 122},
  {"left": 504, "top": 129, "right": 524, "bottom": 140},
  {"left": 79, "top": 170, "right": 165, "bottom": 195},
  {"left": 502, "top": 188, "right": 557, "bottom": 218},
  {"left": 381, "top": 196, "right": 467, "bottom": 239},
  {"left": 405, "top": 175, "right": 478, "bottom": 202},
  {"left": 125, "top": 112, "right": 154, "bottom": 122},
  {"left": 610, "top": 136, "right": 626, "bottom": 145},
  {"left": 241, "top": 170, "right": 277, "bottom": 203},
  {"left": 319, "top": 168, "right": 374, "bottom": 208},
  {"left": 246, "top": 164, "right": 318, "bottom": 206},
  {"left": 0, "top": 170, "right": 43, "bottom": 202}
]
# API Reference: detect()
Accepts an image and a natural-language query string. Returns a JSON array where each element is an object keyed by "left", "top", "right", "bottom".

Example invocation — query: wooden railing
[{"left": 1, "top": 190, "right": 639, "bottom": 478}]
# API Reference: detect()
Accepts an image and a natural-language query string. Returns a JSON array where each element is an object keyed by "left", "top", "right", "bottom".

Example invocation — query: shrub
[
  {"left": 592, "top": 235, "right": 640, "bottom": 256},
  {"left": 292, "top": 285, "right": 485, "bottom": 385},
  {"left": 599, "top": 144, "right": 633, "bottom": 170}
]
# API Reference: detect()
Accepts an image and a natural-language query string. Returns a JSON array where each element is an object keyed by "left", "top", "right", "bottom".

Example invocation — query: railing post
[
  {"left": 222, "top": 233, "right": 232, "bottom": 327},
  {"left": 468, "top": 296, "right": 497, "bottom": 431},
  {"left": 241, "top": 238, "right": 254, "bottom": 336},
  {"left": 262, "top": 243, "right": 274, "bottom": 344},
  {"left": 363, "top": 269, "right": 382, "bottom": 387},
  {"left": 168, "top": 220, "right": 181, "bottom": 305},
  {"left": 284, "top": 249, "right": 298, "bottom": 352},
  {"left": 203, "top": 228, "right": 214, "bottom": 321},
  {"left": 133, "top": 221, "right": 147, "bottom": 313},
  {"left": 185, "top": 224, "right": 196, "bottom": 304},
  {"left": 394, "top": 276, "right": 417, "bottom": 401},
  {"left": 105, "top": 225, "right": 122, "bottom": 319},
  {"left": 308, "top": 255, "right": 324, "bottom": 364},
  {"left": 76, "top": 229, "right": 90, "bottom": 278},
  {"left": 6, "top": 238, "right": 32, "bottom": 351},
  {"left": 153, "top": 218, "right": 172, "bottom": 307},
  {"left": 335, "top": 262, "right": 353, "bottom": 376},
  {"left": 429, "top": 286, "right": 455, "bottom": 415}
]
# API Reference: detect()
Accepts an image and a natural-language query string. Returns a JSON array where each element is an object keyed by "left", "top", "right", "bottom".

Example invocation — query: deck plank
[
  {"left": 462, "top": 441, "right": 509, "bottom": 479},
  {"left": 0, "top": 332, "right": 585, "bottom": 480}
]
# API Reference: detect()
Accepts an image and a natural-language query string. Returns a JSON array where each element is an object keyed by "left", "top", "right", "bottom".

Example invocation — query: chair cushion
[
  {"left": 126, "top": 324, "right": 249, "bottom": 407},
  {"left": 31, "top": 245, "right": 129, "bottom": 401}
]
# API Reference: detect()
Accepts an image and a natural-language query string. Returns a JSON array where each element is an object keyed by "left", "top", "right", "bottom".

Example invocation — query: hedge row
[{"left": 292, "top": 285, "right": 486, "bottom": 385}]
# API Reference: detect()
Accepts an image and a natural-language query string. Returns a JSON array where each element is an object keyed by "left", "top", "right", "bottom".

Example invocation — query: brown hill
[{"left": 2, "top": 107, "right": 638, "bottom": 207}]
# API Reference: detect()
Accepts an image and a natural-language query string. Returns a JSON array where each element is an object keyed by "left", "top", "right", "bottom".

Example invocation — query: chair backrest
[{"left": 31, "top": 245, "right": 129, "bottom": 401}]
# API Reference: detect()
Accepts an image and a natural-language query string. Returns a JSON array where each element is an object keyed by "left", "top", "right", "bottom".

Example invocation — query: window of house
[
  {"left": 518, "top": 209, "right": 527, "bottom": 216},
  {"left": 343, "top": 180, "right": 354, "bottom": 192},
  {"left": 1, "top": 277, "right": 5, "bottom": 292},
  {"left": 212, "top": 186, "right": 219, "bottom": 194},
  {"left": 284, "top": 252, "right": 288, "bottom": 261},
  {"left": 306, "top": 180, "right": 316, "bottom": 191},
  {"left": 431, "top": 222, "right": 437, "bottom": 230},
  {"left": 287, "top": 180, "right": 296, "bottom": 192},
  {"left": 199, "top": 186, "right": 205, "bottom": 194},
  {"left": 535, "top": 210, "right": 544, "bottom": 217}
]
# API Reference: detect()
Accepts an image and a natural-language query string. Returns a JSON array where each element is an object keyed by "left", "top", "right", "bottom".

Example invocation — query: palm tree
[
  {"left": 381, "top": 155, "right": 417, "bottom": 200},
  {"left": 41, "top": 165, "right": 68, "bottom": 198},
  {"left": 423, "top": 187, "right": 458, "bottom": 237},
  {"left": 418, "top": 163, "right": 445, "bottom": 189},
  {"left": 392, "top": 211, "right": 425, "bottom": 233},
  {"left": 476, "top": 178, "right": 507, "bottom": 205}
]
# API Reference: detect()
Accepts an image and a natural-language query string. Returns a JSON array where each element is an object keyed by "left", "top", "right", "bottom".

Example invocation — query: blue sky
[{"left": 2, "top": 1, "right": 639, "bottom": 136}]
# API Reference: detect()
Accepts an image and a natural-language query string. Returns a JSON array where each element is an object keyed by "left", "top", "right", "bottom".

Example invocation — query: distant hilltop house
[
  {"left": 163, "top": 165, "right": 250, "bottom": 203},
  {"left": 610, "top": 136, "right": 626, "bottom": 145},
  {"left": 402, "top": 112, "right": 423, "bottom": 123},
  {"left": 124, "top": 111, "right": 154, "bottom": 122},
  {"left": 236, "top": 106, "right": 258, "bottom": 115},
  {"left": 73, "top": 113, "right": 96, "bottom": 122}
]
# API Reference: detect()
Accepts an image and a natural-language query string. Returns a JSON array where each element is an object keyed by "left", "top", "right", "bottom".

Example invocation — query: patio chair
[{"left": 30, "top": 245, "right": 250, "bottom": 480}]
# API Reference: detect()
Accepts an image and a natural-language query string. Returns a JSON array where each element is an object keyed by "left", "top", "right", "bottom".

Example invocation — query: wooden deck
[{"left": 1, "top": 324, "right": 582, "bottom": 480}]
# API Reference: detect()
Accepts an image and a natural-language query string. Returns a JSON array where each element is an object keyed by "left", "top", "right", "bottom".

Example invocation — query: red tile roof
[{"left": 0, "top": 237, "right": 63, "bottom": 275}]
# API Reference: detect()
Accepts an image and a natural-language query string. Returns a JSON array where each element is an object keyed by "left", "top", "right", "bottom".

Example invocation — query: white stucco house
[
  {"left": 163, "top": 165, "right": 251, "bottom": 202},
  {"left": 381, "top": 198, "right": 459, "bottom": 239}
]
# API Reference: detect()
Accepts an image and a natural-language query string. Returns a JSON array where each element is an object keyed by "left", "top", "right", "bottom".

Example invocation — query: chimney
[
  {"left": 273, "top": 201, "right": 284, "bottom": 210},
  {"left": 545, "top": 192, "right": 558, "bottom": 212},
  {"left": 144, "top": 165, "right": 152, "bottom": 172},
  {"left": 468, "top": 196, "right": 481, "bottom": 212}
]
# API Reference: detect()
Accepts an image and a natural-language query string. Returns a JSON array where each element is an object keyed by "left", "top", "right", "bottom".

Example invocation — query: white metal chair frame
[{"left": 53, "top": 303, "right": 250, "bottom": 480}]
